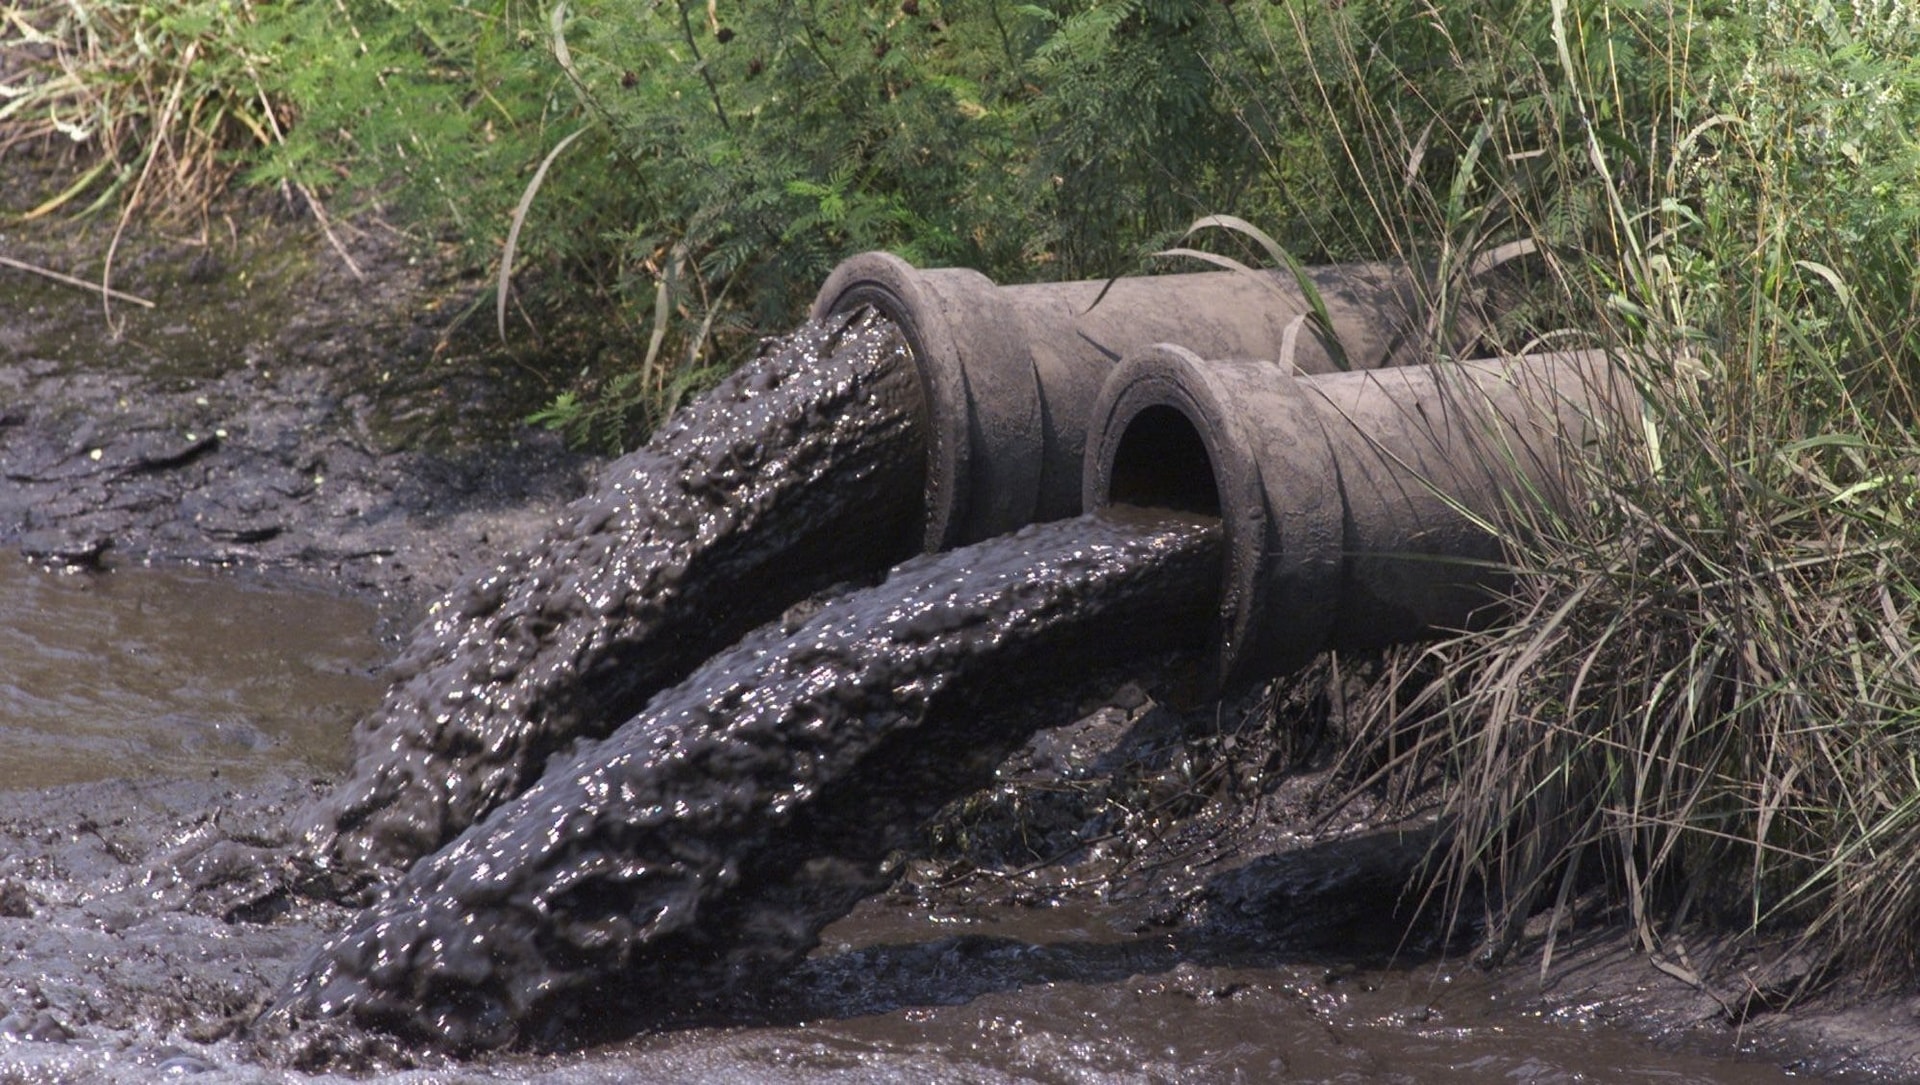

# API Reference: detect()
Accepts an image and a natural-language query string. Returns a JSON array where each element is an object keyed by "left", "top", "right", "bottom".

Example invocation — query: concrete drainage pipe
[
  {"left": 810, "top": 251, "right": 1450, "bottom": 550},
  {"left": 1082, "top": 344, "right": 1637, "bottom": 689}
]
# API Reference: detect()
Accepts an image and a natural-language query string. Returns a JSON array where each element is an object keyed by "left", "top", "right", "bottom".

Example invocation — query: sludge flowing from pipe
[
  {"left": 301, "top": 313, "right": 929, "bottom": 873},
  {"left": 1082, "top": 345, "right": 1637, "bottom": 689},
  {"left": 268, "top": 512, "right": 1221, "bottom": 1052}
]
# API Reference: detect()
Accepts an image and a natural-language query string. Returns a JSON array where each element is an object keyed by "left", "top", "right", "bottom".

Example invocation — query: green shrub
[
  {"left": 239, "top": 0, "right": 1302, "bottom": 446},
  {"left": 1303, "top": 0, "right": 1920, "bottom": 994}
]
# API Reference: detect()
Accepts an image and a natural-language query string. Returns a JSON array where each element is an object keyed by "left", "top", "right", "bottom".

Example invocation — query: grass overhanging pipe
[
  {"left": 1081, "top": 344, "right": 1639, "bottom": 690},
  {"left": 809, "top": 252, "right": 1464, "bottom": 550}
]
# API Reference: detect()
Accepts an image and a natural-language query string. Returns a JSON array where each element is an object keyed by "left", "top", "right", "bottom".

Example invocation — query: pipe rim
[
  {"left": 811, "top": 252, "right": 1045, "bottom": 550},
  {"left": 1085, "top": 345, "right": 1351, "bottom": 689},
  {"left": 1082, "top": 344, "right": 1268, "bottom": 688},
  {"left": 811, "top": 253, "right": 973, "bottom": 550}
]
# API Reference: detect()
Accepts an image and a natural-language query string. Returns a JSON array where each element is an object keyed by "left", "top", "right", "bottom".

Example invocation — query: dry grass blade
[
  {"left": 0, "top": 254, "right": 153, "bottom": 307},
  {"left": 498, "top": 126, "right": 587, "bottom": 344},
  {"left": 101, "top": 37, "right": 198, "bottom": 330}
]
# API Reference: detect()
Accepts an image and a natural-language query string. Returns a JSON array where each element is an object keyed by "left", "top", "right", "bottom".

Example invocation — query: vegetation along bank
[{"left": 6, "top": 0, "right": 1920, "bottom": 1064}]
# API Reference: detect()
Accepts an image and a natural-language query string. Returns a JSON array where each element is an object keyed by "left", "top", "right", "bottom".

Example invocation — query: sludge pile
[
  {"left": 276, "top": 513, "right": 1222, "bottom": 1050},
  {"left": 271, "top": 253, "right": 1633, "bottom": 1051}
]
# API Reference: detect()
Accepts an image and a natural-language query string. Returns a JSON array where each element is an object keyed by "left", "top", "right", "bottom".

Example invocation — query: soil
[
  {"left": 0, "top": 172, "right": 595, "bottom": 628},
  {"left": 1, "top": 175, "right": 1916, "bottom": 1082}
]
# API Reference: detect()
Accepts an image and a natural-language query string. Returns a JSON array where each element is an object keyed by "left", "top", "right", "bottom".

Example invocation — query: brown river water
[
  {"left": 0, "top": 555, "right": 382, "bottom": 789},
  {"left": 0, "top": 552, "right": 1818, "bottom": 1083}
]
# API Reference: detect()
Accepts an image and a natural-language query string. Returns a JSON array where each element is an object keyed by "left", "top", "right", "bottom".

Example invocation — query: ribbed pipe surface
[
  {"left": 1084, "top": 345, "right": 1636, "bottom": 687},
  {"left": 811, "top": 252, "right": 1447, "bottom": 549}
]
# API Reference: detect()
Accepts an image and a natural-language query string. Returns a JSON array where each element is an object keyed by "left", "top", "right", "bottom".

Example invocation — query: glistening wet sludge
[
  {"left": 271, "top": 512, "right": 1222, "bottom": 1051},
  {"left": 302, "top": 312, "right": 927, "bottom": 873}
]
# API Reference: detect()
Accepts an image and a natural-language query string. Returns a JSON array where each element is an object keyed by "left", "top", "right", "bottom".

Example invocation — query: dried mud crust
[{"left": 0, "top": 178, "right": 596, "bottom": 618}]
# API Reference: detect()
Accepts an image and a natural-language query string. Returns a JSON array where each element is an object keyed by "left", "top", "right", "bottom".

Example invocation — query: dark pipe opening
[{"left": 1107, "top": 405, "right": 1221, "bottom": 517}]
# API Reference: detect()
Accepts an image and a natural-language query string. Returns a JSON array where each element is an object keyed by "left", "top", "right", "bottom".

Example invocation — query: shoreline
[{"left": 2, "top": 194, "right": 1914, "bottom": 1082}]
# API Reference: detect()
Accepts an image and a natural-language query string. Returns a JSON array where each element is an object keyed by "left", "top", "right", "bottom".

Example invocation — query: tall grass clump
[
  {"left": 1261, "top": 0, "right": 1920, "bottom": 997},
  {"left": 1, "top": 0, "right": 281, "bottom": 218}
]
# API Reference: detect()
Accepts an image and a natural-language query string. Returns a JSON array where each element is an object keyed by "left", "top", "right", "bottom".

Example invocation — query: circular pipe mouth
[
  {"left": 811, "top": 258, "right": 971, "bottom": 551},
  {"left": 1089, "top": 345, "right": 1636, "bottom": 689},
  {"left": 1105, "top": 404, "right": 1223, "bottom": 518},
  {"left": 810, "top": 252, "right": 1043, "bottom": 551},
  {"left": 1084, "top": 345, "right": 1342, "bottom": 690}
]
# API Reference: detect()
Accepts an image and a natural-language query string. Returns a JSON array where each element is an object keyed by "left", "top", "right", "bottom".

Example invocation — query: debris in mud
[{"left": 0, "top": 882, "right": 34, "bottom": 919}]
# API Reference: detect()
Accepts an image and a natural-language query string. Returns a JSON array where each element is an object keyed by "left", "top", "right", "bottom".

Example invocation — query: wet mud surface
[
  {"left": 0, "top": 686, "right": 1843, "bottom": 1084},
  {"left": 3, "top": 195, "right": 1917, "bottom": 1082},
  {"left": 0, "top": 553, "right": 1899, "bottom": 1081},
  {"left": 306, "top": 313, "right": 927, "bottom": 874},
  {"left": 0, "top": 190, "right": 594, "bottom": 615}
]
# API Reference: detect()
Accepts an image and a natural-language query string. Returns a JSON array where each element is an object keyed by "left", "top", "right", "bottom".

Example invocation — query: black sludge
[
  {"left": 272, "top": 512, "right": 1222, "bottom": 1051},
  {"left": 303, "top": 313, "right": 927, "bottom": 872}
]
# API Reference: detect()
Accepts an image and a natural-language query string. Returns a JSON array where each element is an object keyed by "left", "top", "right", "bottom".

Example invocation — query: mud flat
[
  {"left": 1, "top": 203, "right": 1916, "bottom": 1081},
  {"left": 0, "top": 188, "right": 594, "bottom": 619}
]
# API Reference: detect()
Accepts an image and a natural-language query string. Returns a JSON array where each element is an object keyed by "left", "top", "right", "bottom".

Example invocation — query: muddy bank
[
  {"left": 1, "top": 196, "right": 1916, "bottom": 1081},
  {"left": 0, "top": 189, "right": 595, "bottom": 620}
]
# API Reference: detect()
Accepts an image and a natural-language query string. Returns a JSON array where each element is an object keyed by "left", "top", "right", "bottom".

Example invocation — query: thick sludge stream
[
  {"left": 267, "top": 511, "right": 1223, "bottom": 1054},
  {"left": 0, "top": 316, "right": 1847, "bottom": 1081},
  {"left": 304, "top": 311, "right": 927, "bottom": 874}
]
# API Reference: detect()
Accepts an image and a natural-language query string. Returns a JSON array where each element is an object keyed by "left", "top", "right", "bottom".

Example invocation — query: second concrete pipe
[
  {"left": 809, "top": 251, "right": 1453, "bottom": 549},
  {"left": 1083, "top": 345, "right": 1636, "bottom": 688}
]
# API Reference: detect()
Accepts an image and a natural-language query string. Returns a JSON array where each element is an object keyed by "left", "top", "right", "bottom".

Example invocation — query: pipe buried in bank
[
  {"left": 1083, "top": 344, "right": 1637, "bottom": 688},
  {"left": 809, "top": 252, "right": 1464, "bottom": 550}
]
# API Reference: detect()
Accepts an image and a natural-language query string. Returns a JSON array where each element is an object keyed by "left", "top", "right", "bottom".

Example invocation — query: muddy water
[
  {"left": 0, "top": 556, "right": 381, "bottom": 788},
  {"left": 304, "top": 312, "right": 927, "bottom": 874},
  {"left": 605, "top": 896, "right": 1809, "bottom": 1085},
  {"left": 0, "top": 547, "right": 1836, "bottom": 1083}
]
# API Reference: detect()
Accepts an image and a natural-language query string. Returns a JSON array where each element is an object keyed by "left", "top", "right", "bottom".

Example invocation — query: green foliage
[
  {"left": 240, "top": 0, "right": 1296, "bottom": 446},
  {"left": 1297, "top": 0, "right": 1920, "bottom": 994},
  {"left": 245, "top": 1, "right": 593, "bottom": 263},
  {"left": 4, "top": 0, "right": 1403, "bottom": 444}
]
